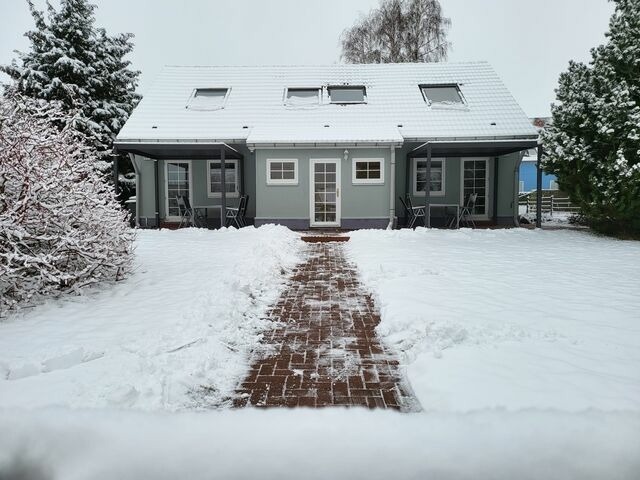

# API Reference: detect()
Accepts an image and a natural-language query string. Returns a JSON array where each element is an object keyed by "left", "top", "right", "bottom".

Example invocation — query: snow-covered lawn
[
  {"left": 1, "top": 226, "right": 639, "bottom": 479},
  {"left": 0, "top": 226, "right": 302, "bottom": 410},
  {"left": 346, "top": 228, "right": 640, "bottom": 413}
]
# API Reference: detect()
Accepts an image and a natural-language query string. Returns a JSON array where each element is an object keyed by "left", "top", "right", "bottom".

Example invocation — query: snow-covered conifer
[
  {"left": 541, "top": 0, "right": 640, "bottom": 234},
  {"left": 0, "top": 92, "right": 135, "bottom": 313},
  {"left": 0, "top": 0, "right": 140, "bottom": 162}
]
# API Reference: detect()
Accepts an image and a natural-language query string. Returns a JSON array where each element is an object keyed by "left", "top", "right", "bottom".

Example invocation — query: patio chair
[
  {"left": 404, "top": 195, "right": 425, "bottom": 228},
  {"left": 453, "top": 193, "right": 478, "bottom": 228},
  {"left": 177, "top": 195, "right": 205, "bottom": 228},
  {"left": 225, "top": 195, "right": 249, "bottom": 228}
]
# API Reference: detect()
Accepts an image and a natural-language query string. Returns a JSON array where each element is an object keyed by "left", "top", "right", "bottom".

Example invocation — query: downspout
[
  {"left": 128, "top": 153, "right": 141, "bottom": 228},
  {"left": 154, "top": 159, "right": 160, "bottom": 229},
  {"left": 387, "top": 145, "right": 396, "bottom": 230},
  {"left": 536, "top": 145, "right": 543, "bottom": 228}
]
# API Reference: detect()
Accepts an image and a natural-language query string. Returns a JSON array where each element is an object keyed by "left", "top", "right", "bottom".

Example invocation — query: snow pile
[
  {"left": 0, "top": 226, "right": 302, "bottom": 410},
  {"left": 1, "top": 408, "right": 638, "bottom": 480},
  {"left": 346, "top": 228, "right": 640, "bottom": 412}
]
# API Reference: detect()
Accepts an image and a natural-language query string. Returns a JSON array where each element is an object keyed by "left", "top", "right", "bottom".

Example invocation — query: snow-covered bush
[
  {"left": 541, "top": 0, "right": 640, "bottom": 235},
  {"left": 0, "top": 93, "right": 135, "bottom": 314}
]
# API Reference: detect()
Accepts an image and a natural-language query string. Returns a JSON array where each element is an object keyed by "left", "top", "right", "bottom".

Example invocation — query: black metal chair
[
  {"left": 455, "top": 193, "right": 478, "bottom": 228},
  {"left": 404, "top": 195, "right": 425, "bottom": 228},
  {"left": 177, "top": 195, "right": 205, "bottom": 228},
  {"left": 225, "top": 195, "right": 249, "bottom": 228}
]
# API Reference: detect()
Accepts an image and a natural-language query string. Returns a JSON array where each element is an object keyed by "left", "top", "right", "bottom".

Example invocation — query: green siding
[{"left": 254, "top": 148, "right": 391, "bottom": 221}]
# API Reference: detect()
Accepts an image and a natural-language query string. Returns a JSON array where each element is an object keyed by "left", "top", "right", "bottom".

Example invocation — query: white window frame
[
  {"left": 327, "top": 86, "right": 367, "bottom": 104},
  {"left": 266, "top": 158, "right": 299, "bottom": 186},
  {"left": 164, "top": 160, "right": 193, "bottom": 221},
  {"left": 460, "top": 157, "right": 490, "bottom": 220},
  {"left": 207, "top": 159, "right": 239, "bottom": 198},
  {"left": 187, "top": 87, "right": 231, "bottom": 111},
  {"left": 412, "top": 157, "right": 445, "bottom": 196},
  {"left": 352, "top": 158, "right": 384, "bottom": 185},
  {"left": 283, "top": 87, "right": 321, "bottom": 106}
]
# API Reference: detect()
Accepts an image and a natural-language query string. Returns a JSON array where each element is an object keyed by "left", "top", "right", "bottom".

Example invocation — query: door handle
[{"left": 336, "top": 187, "right": 340, "bottom": 197}]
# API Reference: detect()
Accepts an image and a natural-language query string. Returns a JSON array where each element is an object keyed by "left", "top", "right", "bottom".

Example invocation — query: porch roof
[
  {"left": 409, "top": 138, "right": 539, "bottom": 158},
  {"left": 114, "top": 140, "right": 242, "bottom": 160}
]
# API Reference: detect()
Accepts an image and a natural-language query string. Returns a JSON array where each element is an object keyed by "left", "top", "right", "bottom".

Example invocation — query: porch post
[
  {"left": 220, "top": 146, "right": 226, "bottom": 228},
  {"left": 536, "top": 145, "right": 543, "bottom": 228},
  {"left": 153, "top": 159, "right": 160, "bottom": 229},
  {"left": 493, "top": 156, "right": 499, "bottom": 225},
  {"left": 424, "top": 144, "right": 432, "bottom": 228},
  {"left": 112, "top": 152, "right": 119, "bottom": 198}
]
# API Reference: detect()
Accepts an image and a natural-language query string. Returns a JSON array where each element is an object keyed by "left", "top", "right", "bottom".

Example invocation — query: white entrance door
[
  {"left": 310, "top": 159, "right": 341, "bottom": 227},
  {"left": 461, "top": 158, "right": 489, "bottom": 219}
]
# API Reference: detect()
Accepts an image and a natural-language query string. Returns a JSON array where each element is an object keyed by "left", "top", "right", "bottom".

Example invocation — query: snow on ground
[
  {"left": 0, "top": 225, "right": 302, "bottom": 410},
  {"left": 1, "top": 408, "right": 638, "bottom": 480},
  {"left": 346, "top": 228, "right": 640, "bottom": 413}
]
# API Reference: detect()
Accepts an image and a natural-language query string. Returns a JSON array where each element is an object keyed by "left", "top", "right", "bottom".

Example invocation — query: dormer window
[
  {"left": 328, "top": 86, "right": 366, "bottom": 104},
  {"left": 187, "top": 88, "right": 229, "bottom": 110},
  {"left": 420, "top": 85, "right": 465, "bottom": 106},
  {"left": 285, "top": 88, "right": 320, "bottom": 106}
]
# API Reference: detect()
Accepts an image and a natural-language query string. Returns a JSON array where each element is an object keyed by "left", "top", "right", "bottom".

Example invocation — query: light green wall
[
  {"left": 132, "top": 144, "right": 520, "bottom": 225},
  {"left": 132, "top": 144, "right": 256, "bottom": 222},
  {"left": 254, "top": 148, "right": 391, "bottom": 221}
]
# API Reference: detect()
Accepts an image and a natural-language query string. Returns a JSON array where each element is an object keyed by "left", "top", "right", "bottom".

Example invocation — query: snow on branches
[
  {"left": 0, "top": 93, "right": 135, "bottom": 314},
  {"left": 541, "top": 0, "right": 640, "bottom": 234}
]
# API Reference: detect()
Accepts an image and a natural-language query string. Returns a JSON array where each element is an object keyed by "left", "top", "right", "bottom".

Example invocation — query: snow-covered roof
[{"left": 116, "top": 62, "right": 538, "bottom": 146}]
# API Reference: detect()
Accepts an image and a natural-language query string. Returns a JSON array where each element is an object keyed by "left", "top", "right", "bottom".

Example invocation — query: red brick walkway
[{"left": 234, "top": 241, "right": 417, "bottom": 410}]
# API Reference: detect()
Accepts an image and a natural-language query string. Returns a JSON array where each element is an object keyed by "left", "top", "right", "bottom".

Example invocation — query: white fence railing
[{"left": 518, "top": 195, "right": 580, "bottom": 216}]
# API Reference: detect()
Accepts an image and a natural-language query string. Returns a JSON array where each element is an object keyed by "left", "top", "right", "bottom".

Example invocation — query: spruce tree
[
  {"left": 541, "top": 0, "right": 640, "bottom": 235},
  {"left": 1, "top": 0, "right": 140, "bottom": 164}
]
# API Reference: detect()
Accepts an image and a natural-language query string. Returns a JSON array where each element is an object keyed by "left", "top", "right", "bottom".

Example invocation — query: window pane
[
  {"left": 190, "top": 88, "right": 228, "bottom": 109},
  {"left": 421, "top": 86, "right": 463, "bottom": 105},
  {"left": 286, "top": 89, "right": 319, "bottom": 105},
  {"left": 355, "top": 170, "right": 368, "bottom": 179},
  {"left": 282, "top": 162, "right": 295, "bottom": 172},
  {"left": 329, "top": 87, "right": 365, "bottom": 103},
  {"left": 369, "top": 169, "right": 381, "bottom": 179},
  {"left": 282, "top": 170, "right": 294, "bottom": 180},
  {"left": 209, "top": 161, "right": 237, "bottom": 194}
]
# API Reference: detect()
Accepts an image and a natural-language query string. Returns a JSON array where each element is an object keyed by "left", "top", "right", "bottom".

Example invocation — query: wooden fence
[{"left": 518, "top": 195, "right": 580, "bottom": 216}]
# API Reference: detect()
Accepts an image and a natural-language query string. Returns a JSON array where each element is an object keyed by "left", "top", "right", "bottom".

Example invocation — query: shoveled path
[{"left": 234, "top": 239, "right": 417, "bottom": 410}]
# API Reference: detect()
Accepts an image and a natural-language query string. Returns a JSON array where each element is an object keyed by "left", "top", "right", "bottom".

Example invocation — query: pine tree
[
  {"left": 1, "top": 0, "right": 140, "bottom": 163},
  {"left": 541, "top": 0, "right": 640, "bottom": 235},
  {"left": 0, "top": 92, "right": 135, "bottom": 314}
]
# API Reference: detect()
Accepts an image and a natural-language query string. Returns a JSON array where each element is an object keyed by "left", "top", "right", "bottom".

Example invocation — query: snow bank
[
  {"left": 1, "top": 408, "right": 638, "bottom": 480},
  {"left": 346, "top": 228, "right": 640, "bottom": 413},
  {"left": 0, "top": 226, "right": 302, "bottom": 410}
]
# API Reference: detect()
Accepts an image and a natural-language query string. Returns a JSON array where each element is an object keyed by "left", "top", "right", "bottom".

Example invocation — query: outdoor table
[
  {"left": 413, "top": 203, "right": 460, "bottom": 229},
  {"left": 192, "top": 205, "right": 222, "bottom": 228}
]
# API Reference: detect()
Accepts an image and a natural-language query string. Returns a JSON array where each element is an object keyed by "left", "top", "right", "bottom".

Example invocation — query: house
[
  {"left": 115, "top": 62, "right": 539, "bottom": 230},
  {"left": 518, "top": 117, "right": 557, "bottom": 193}
]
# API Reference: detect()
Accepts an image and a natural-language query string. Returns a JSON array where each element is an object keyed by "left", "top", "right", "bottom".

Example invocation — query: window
[
  {"left": 328, "top": 86, "right": 366, "bottom": 104},
  {"left": 208, "top": 159, "right": 239, "bottom": 197},
  {"left": 413, "top": 158, "right": 445, "bottom": 196},
  {"left": 352, "top": 158, "right": 384, "bottom": 184},
  {"left": 267, "top": 159, "right": 298, "bottom": 185},
  {"left": 420, "top": 85, "right": 464, "bottom": 106},
  {"left": 166, "top": 161, "right": 191, "bottom": 218},
  {"left": 187, "top": 88, "right": 229, "bottom": 110},
  {"left": 285, "top": 88, "right": 320, "bottom": 106}
]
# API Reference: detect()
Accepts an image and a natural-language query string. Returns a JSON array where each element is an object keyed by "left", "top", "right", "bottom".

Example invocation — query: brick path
[{"left": 234, "top": 240, "right": 417, "bottom": 410}]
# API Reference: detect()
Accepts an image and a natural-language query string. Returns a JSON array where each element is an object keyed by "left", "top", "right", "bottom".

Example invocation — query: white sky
[{"left": 1, "top": 0, "right": 614, "bottom": 116}]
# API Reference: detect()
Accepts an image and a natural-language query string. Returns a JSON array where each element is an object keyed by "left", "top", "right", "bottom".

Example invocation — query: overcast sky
[{"left": 1, "top": 0, "right": 614, "bottom": 116}]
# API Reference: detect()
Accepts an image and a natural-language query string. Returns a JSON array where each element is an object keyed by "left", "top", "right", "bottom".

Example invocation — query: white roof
[{"left": 116, "top": 62, "right": 538, "bottom": 146}]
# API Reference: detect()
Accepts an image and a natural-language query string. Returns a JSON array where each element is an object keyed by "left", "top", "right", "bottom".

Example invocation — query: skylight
[
  {"left": 285, "top": 88, "right": 320, "bottom": 106},
  {"left": 421, "top": 85, "right": 464, "bottom": 106},
  {"left": 187, "top": 88, "right": 229, "bottom": 110},
  {"left": 328, "top": 86, "right": 366, "bottom": 104}
]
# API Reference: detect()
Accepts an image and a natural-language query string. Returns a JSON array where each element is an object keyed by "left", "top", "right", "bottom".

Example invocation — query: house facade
[{"left": 115, "top": 63, "right": 539, "bottom": 229}]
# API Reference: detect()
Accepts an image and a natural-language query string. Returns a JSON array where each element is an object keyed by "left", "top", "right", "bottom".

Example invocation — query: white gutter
[{"left": 387, "top": 145, "right": 396, "bottom": 230}]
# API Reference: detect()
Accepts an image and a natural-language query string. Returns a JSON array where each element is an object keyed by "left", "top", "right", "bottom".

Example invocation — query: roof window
[
  {"left": 285, "top": 88, "right": 320, "bottom": 106},
  {"left": 420, "top": 85, "right": 465, "bottom": 106},
  {"left": 328, "top": 86, "right": 367, "bottom": 104},
  {"left": 187, "top": 88, "right": 229, "bottom": 110}
]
